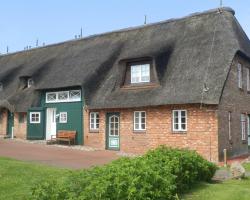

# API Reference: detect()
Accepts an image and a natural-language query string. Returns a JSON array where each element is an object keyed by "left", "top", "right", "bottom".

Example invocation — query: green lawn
[
  {"left": 0, "top": 157, "right": 69, "bottom": 200},
  {"left": 0, "top": 157, "right": 250, "bottom": 200},
  {"left": 182, "top": 163, "right": 250, "bottom": 200}
]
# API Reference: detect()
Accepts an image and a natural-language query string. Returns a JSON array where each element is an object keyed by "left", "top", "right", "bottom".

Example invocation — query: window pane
[
  {"left": 141, "top": 64, "right": 150, "bottom": 82},
  {"left": 58, "top": 92, "right": 68, "bottom": 100},
  {"left": 141, "top": 117, "right": 145, "bottom": 124},
  {"left": 181, "top": 117, "right": 186, "bottom": 123},
  {"left": 141, "top": 123, "right": 145, "bottom": 130},
  {"left": 135, "top": 112, "right": 140, "bottom": 118},
  {"left": 175, "top": 123, "right": 179, "bottom": 130},
  {"left": 47, "top": 93, "right": 56, "bottom": 101},
  {"left": 141, "top": 112, "right": 145, "bottom": 118},
  {"left": 181, "top": 124, "right": 186, "bottom": 130},
  {"left": 69, "top": 90, "right": 81, "bottom": 100},
  {"left": 135, "top": 124, "right": 139, "bottom": 130}
]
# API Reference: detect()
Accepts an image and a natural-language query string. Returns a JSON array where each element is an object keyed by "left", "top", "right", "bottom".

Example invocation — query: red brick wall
[
  {"left": 84, "top": 104, "right": 219, "bottom": 162},
  {"left": 14, "top": 113, "right": 27, "bottom": 139},
  {"left": 0, "top": 109, "right": 7, "bottom": 135}
]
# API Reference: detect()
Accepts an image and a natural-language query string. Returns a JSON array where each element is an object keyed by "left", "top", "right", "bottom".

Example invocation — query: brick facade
[
  {"left": 218, "top": 54, "right": 250, "bottom": 159},
  {"left": 0, "top": 109, "right": 7, "bottom": 136},
  {"left": 13, "top": 113, "right": 27, "bottom": 139},
  {"left": 84, "top": 105, "right": 219, "bottom": 162}
]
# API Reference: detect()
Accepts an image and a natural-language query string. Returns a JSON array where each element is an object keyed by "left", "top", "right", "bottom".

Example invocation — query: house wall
[
  {"left": 218, "top": 54, "right": 250, "bottom": 160},
  {"left": 13, "top": 113, "right": 27, "bottom": 139},
  {"left": 0, "top": 109, "right": 7, "bottom": 136},
  {"left": 37, "top": 88, "right": 84, "bottom": 144},
  {"left": 84, "top": 104, "right": 219, "bottom": 162}
]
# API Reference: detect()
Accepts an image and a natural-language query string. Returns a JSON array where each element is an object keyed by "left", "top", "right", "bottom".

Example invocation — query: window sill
[
  {"left": 172, "top": 131, "right": 187, "bottom": 134},
  {"left": 133, "top": 130, "right": 146, "bottom": 134},
  {"left": 121, "top": 83, "right": 160, "bottom": 90},
  {"left": 89, "top": 129, "right": 99, "bottom": 133}
]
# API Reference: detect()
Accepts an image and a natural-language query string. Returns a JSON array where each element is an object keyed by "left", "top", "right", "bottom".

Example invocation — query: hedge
[{"left": 32, "top": 146, "right": 217, "bottom": 200}]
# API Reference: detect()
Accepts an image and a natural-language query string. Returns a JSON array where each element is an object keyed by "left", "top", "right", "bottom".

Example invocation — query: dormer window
[
  {"left": 131, "top": 64, "right": 150, "bottom": 83},
  {"left": 0, "top": 83, "right": 3, "bottom": 91},
  {"left": 27, "top": 78, "right": 34, "bottom": 88}
]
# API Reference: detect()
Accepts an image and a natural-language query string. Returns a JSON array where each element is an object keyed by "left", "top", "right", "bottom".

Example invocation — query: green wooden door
[
  {"left": 7, "top": 111, "right": 14, "bottom": 136},
  {"left": 106, "top": 113, "right": 120, "bottom": 150}
]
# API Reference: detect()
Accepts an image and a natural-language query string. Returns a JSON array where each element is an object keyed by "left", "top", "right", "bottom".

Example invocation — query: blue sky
[{"left": 1, "top": 0, "right": 250, "bottom": 54}]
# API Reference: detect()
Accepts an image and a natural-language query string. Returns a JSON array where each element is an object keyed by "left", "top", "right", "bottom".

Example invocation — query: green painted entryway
[
  {"left": 7, "top": 111, "right": 14, "bottom": 136},
  {"left": 106, "top": 112, "right": 120, "bottom": 150}
]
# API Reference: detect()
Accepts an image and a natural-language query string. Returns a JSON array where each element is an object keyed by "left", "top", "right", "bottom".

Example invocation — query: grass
[
  {"left": 0, "top": 157, "right": 250, "bottom": 200},
  {"left": 182, "top": 163, "right": 250, "bottom": 200},
  {"left": 0, "top": 157, "right": 69, "bottom": 200}
]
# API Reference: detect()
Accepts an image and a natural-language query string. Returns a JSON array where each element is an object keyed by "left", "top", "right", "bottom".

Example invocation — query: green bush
[{"left": 32, "top": 146, "right": 217, "bottom": 200}]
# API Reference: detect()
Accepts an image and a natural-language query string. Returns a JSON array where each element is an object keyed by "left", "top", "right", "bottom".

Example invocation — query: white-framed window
[
  {"left": 134, "top": 111, "right": 146, "bottom": 131},
  {"left": 241, "top": 114, "right": 246, "bottom": 141},
  {"left": 46, "top": 90, "right": 81, "bottom": 103},
  {"left": 173, "top": 110, "right": 187, "bottom": 132},
  {"left": 58, "top": 91, "right": 69, "bottom": 101},
  {"left": 228, "top": 111, "right": 232, "bottom": 140},
  {"left": 247, "top": 68, "right": 250, "bottom": 91},
  {"left": 30, "top": 112, "right": 40, "bottom": 124},
  {"left": 90, "top": 112, "right": 99, "bottom": 130},
  {"left": 237, "top": 63, "right": 243, "bottom": 89},
  {"left": 69, "top": 90, "right": 81, "bottom": 101},
  {"left": 0, "top": 82, "right": 3, "bottom": 91},
  {"left": 59, "top": 112, "right": 67, "bottom": 123},
  {"left": 27, "top": 78, "right": 34, "bottom": 88},
  {"left": 131, "top": 64, "right": 150, "bottom": 83}
]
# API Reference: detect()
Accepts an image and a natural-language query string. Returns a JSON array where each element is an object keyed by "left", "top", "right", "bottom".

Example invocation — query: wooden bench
[{"left": 51, "top": 130, "right": 76, "bottom": 145}]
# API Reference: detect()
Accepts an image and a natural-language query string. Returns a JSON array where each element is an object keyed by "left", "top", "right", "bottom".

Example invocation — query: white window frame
[
  {"left": 241, "top": 114, "right": 246, "bottom": 141},
  {"left": 57, "top": 91, "right": 69, "bottom": 102},
  {"left": 131, "top": 64, "right": 150, "bottom": 84},
  {"left": 30, "top": 112, "right": 40, "bottom": 124},
  {"left": 69, "top": 90, "right": 81, "bottom": 101},
  {"left": 45, "top": 90, "right": 81, "bottom": 103},
  {"left": 27, "top": 78, "right": 33, "bottom": 88},
  {"left": 237, "top": 63, "right": 243, "bottom": 89},
  {"left": 172, "top": 110, "right": 187, "bottom": 132},
  {"left": 90, "top": 112, "right": 99, "bottom": 130},
  {"left": 59, "top": 112, "right": 67, "bottom": 123},
  {"left": 134, "top": 111, "right": 146, "bottom": 131},
  {"left": 247, "top": 68, "right": 250, "bottom": 91}
]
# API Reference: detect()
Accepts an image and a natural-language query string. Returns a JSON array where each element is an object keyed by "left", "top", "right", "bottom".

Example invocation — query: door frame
[
  {"left": 106, "top": 112, "right": 120, "bottom": 151},
  {"left": 46, "top": 108, "right": 57, "bottom": 140}
]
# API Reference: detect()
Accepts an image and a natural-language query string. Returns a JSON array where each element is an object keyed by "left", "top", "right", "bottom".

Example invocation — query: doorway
[
  {"left": 46, "top": 108, "right": 57, "bottom": 140},
  {"left": 106, "top": 113, "right": 120, "bottom": 150}
]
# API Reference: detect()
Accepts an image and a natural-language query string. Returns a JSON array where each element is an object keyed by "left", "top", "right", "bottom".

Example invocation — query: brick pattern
[
  {"left": 0, "top": 109, "right": 7, "bottom": 135},
  {"left": 13, "top": 113, "right": 27, "bottom": 139},
  {"left": 218, "top": 54, "right": 250, "bottom": 159},
  {"left": 84, "top": 105, "right": 219, "bottom": 162}
]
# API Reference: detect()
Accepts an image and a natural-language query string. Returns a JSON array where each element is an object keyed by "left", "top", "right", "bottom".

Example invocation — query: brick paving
[{"left": 0, "top": 139, "right": 120, "bottom": 169}]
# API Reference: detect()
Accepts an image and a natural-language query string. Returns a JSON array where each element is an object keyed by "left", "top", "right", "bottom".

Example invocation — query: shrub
[{"left": 32, "top": 146, "right": 217, "bottom": 200}]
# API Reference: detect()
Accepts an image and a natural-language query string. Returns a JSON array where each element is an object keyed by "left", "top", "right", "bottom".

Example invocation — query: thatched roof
[{"left": 0, "top": 7, "right": 250, "bottom": 112}]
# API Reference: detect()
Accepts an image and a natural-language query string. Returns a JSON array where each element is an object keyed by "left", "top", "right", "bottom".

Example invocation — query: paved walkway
[{"left": 0, "top": 139, "right": 120, "bottom": 169}]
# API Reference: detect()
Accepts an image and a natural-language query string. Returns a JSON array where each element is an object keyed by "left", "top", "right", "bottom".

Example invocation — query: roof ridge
[{"left": 0, "top": 7, "right": 235, "bottom": 58}]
